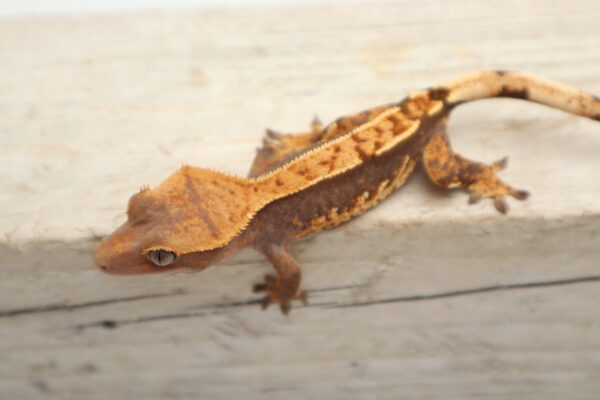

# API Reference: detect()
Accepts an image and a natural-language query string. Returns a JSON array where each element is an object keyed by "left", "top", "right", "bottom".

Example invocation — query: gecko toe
[
  {"left": 510, "top": 189, "right": 530, "bottom": 201},
  {"left": 265, "top": 128, "right": 283, "bottom": 140},
  {"left": 252, "top": 274, "right": 306, "bottom": 314},
  {"left": 493, "top": 198, "right": 509, "bottom": 214},
  {"left": 253, "top": 283, "right": 267, "bottom": 293},
  {"left": 299, "top": 291, "right": 308, "bottom": 305},
  {"left": 260, "top": 295, "right": 273, "bottom": 310},
  {"left": 253, "top": 274, "right": 276, "bottom": 293},
  {"left": 468, "top": 193, "right": 482, "bottom": 204},
  {"left": 465, "top": 162, "right": 530, "bottom": 214},
  {"left": 492, "top": 156, "right": 509, "bottom": 171},
  {"left": 279, "top": 302, "right": 291, "bottom": 315},
  {"left": 310, "top": 116, "right": 323, "bottom": 132}
]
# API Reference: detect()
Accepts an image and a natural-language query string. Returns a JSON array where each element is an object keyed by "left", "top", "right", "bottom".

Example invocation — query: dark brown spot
[
  {"left": 297, "top": 169, "right": 307, "bottom": 176},
  {"left": 464, "top": 163, "right": 486, "bottom": 176},
  {"left": 389, "top": 113, "right": 408, "bottom": 125},
  {"left": 328, "top": 156, "right": 337, "bottom": 173},
  {"left": 498, "top": 85, "right": 529, "bottom": 100},
  {"left": 427, "top": 87, "right": 450, "bottom": 101},
  {"left": 275, "top": 178, "right": 283, "bottom": 186},
  {"left": 354, "top": 145, "right": 368, "bottom": 161},
  {"left": 400, "top": 100, "right": 415, "bottom": 115},
  {"left": 374, "top": 140, "right": 383, "bottom": 151},
  {"left": 438, "top": 171, "right": 457, "bottom": 187},
  {"left": 427, "top": 159, "right": 441, "bottom": 168},
  {"left": 334, "top": 145, "right": 341, "bottom": 153},
  {"left": 352, "top": 133, "right": 367, "bottom": 143},
  {"left": 318, "top": 160, "right": 329, "bottom": 166}
]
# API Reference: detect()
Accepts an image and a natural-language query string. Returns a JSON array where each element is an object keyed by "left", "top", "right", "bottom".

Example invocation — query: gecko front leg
[
  {"left": 252, "top": 242, "right": 307, "bottom": 314},
  {"left": 423, "top": 116, "right": 529, "bottom": 213}
]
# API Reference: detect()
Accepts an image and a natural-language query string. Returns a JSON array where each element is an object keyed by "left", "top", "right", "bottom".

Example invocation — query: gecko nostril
[{"left": 99, "top": 264, "right": 109, "bottom": 271}]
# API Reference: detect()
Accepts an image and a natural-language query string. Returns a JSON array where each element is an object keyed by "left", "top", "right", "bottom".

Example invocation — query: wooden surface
[{"left": 1, "top": 1, "right": 600, "bottom": 399}]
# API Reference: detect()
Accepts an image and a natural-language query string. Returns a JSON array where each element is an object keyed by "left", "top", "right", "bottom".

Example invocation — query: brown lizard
[{"left": 95, "top": 71, "right": 600, "bottom": 314}]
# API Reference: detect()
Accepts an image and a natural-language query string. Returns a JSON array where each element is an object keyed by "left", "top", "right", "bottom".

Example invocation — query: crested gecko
[{"left": 95, "top": 71, "right": 600, "bottom": 314}]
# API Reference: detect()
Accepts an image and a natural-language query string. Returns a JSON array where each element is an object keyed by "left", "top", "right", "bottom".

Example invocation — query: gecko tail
[{"left": 439, "top": 70, "right": 600, "bottom": 121}]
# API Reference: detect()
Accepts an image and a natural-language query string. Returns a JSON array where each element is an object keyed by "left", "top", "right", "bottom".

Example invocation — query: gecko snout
[{"left": 93, "top": 246, "right": 118, "bottom": 274}]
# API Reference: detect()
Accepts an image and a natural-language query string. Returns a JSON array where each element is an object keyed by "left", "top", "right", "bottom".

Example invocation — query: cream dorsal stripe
[{"left": 442, "top": 71, "right": 600, "bottom": 119}]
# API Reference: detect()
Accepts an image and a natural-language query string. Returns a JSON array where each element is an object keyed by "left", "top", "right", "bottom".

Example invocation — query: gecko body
[{"left": 95, "top": 71, "right": 600, "bottom": 313}]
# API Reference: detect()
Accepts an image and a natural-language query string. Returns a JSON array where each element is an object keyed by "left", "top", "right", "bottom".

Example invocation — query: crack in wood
[
  {"left": 307, "top": 284, "right": 363, "bottom": 293},
  {"left": 11, "top": 276, "right": 600, "bottom": 330},
  {"left": 75, "top": 300, "right": 339, "bottom": 330},
  {"left": 333, "top": 275, "right": 600, "bottom": 308},
  {"left": 76, "top": 310, "right": 221, "bottom": 330},
  {"left": 0, "top": 289, "right": 185, "bottom": 318}
]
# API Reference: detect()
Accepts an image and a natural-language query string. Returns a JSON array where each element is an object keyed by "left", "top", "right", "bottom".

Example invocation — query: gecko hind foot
[
  {"left": 465, "top": 157, "right": 530, "bottom": 214},
  {"left": 252, "top": 274, "right": 308, "bottom": 315}
]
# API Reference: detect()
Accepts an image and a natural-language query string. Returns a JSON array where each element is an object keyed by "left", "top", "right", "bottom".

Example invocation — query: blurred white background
[{"left": 0, "top": 0, "right": 324, "bottom": 16}]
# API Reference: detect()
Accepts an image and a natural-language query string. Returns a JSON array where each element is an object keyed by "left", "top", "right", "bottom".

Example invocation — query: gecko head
[
  {"left": 94, "top": 166, "right": 255, "bottom": 275},
  {"left": 94, "top": 187, "right": 225, "bottom": 275},
  {"left": 94, "top": 220, "right": 192, "bottom": 275},
  {"left": 94, "top": 223, "right": 227, "bottom": 275}
]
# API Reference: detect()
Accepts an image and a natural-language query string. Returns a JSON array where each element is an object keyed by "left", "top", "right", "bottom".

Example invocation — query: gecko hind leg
[
  {"left": 252, "top": 243, "right": 307, "bottom": 314},
  {"left": 248, "top": 104, "right": 396, "bottom": 177},
  {"left": 248, "top": 117, "right": 324, "bottom": 177},
  {"left": 422, "top": 117, "right": 529, "bottom": 213}
]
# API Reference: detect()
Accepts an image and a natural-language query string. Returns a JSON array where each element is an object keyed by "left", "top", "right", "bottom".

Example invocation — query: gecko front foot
[
  {"left": 466, "top": 157, "right": 530, "bottom": 213},
  {"left": 253, "top": 274, "right": 308, "bottom": 314}
]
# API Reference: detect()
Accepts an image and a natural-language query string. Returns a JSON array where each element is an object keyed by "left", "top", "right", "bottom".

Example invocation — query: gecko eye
[{"left": 146, "top": 249, "right": 177, "bottom": 267}]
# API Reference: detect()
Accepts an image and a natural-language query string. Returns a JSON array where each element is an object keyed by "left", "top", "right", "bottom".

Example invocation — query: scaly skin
[{"left": 95, "top": 71, "right": 600, "bottom": 314}]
